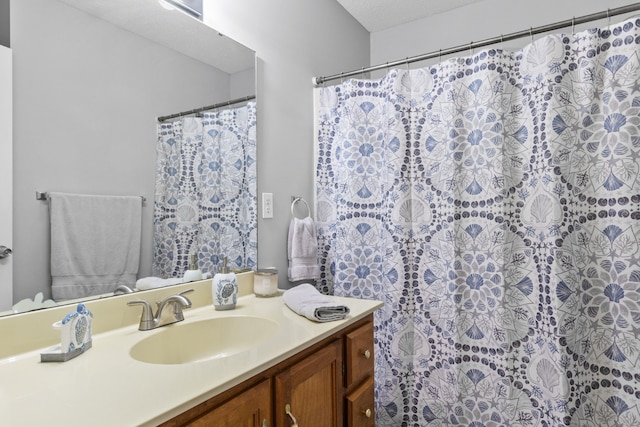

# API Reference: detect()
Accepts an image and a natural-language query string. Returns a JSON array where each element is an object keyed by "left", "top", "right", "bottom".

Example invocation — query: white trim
[{"left": 0, "top": 45, "right": 12, "bottom": 311}]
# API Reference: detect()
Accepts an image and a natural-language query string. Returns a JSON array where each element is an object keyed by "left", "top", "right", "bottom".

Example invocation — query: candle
[{"left": 253, "top": 269, "right": 278, "bottom": 297}]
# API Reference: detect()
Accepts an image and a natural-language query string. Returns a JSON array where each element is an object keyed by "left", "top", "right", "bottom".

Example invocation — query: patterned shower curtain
[
  {"left": 316, "top": 18, "right": 640, "bottom": 426},
  {"left": 153, "top": 102, "right": 257, "bottom": 277}
]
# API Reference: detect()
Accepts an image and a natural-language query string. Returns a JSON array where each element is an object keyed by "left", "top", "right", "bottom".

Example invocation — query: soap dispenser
[
  {"left": 212, "top": 257, "right": 238, "bottom": 310},
  {"left": 183, "top": 254, "right": 203, "bottom": 282}
]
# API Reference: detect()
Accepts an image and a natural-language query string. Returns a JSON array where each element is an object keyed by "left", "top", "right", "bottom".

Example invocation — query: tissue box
[{"left": 41, "top": 303, "right": 93, "bottom": 363}]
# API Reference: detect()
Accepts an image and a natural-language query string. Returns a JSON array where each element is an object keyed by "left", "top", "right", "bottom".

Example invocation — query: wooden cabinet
[
  {"left": 162, "top": 314, "right": 375, "bottom": 427},
  {"left": 345, "top": 320, "right": 374, "bottom": 388},
  {"left": 346, "top": 376, "right": 375, "bottom": 427},
  {"left": 185, "top": 379, "right": 271, "bottom": 427},
  {"left": 275, "top": 339, "right": 342, "bottom": 427},
  {"left": 344, "top": 321, "right": 375, "bottom": 427}
]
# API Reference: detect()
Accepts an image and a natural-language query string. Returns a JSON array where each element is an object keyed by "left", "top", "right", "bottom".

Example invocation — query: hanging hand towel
[
  {"left": 287, "top": 216, "right": 321, "bottom": 281},
  {"left": 50, "top": 192, "right": 142, "bottom": 301},
  {"left": 283, "top": 283, "right": 350, "bottom": 322}
]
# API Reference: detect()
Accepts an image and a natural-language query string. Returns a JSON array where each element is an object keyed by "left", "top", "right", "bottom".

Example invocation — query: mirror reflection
[{"left": 5, "top": 0, "right": 256, "bottom": 315}]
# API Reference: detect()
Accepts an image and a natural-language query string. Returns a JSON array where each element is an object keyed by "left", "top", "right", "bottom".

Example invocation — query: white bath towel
[
  {"left": 283, "top": 283, "right": 350, "bottom": 322},
  {"left": 135, "top": 277, "right": 184, "bottom": 291},
  {"left": 50, "top": 192, "right": 142, "bottom": 301},
  {"left": 287, "top": 216, "right": 321, "bottom": 281}
]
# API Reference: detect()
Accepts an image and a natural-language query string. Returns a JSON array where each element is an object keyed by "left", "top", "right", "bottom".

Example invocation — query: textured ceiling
[{"left": 337, "top": 0, "right": 488, "bottom": 32}]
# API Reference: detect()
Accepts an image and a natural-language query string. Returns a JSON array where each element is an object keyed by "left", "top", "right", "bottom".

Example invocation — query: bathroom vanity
[
  {"left": 0, "top": 277, "right": 382, "bottom": 426},
  {"left": 163, "top": 314, "right": 375, "bottom": 427}
]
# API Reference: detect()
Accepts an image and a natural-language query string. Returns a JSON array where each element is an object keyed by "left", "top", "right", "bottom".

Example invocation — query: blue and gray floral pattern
[
  {"left": 153, "top": 103, "right": 257, "bottom": 278},
  {"left": 316, "top": 18, "right": 640, "bottom": 426}
]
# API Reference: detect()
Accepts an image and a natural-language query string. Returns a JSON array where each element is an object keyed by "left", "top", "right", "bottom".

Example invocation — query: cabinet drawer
[
  {"left": 346, "top": 376, "right": 374, "bottom": 427},
  {"left": 345, "top": 321, "right": 374, "bottom": 387}
]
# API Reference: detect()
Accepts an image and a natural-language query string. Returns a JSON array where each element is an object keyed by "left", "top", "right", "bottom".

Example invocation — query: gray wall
[
  {"left": 12, "top": 0, "right": 234, "bottom": 301},
  {"left": 370, "top": 0, "right": 637, "bottom": 69},
  {"left": 203, "top": 1, "right": 370, "bottom": 288},
  {"left": 0, "top": 0, "right": 8, "bottom": 47}
]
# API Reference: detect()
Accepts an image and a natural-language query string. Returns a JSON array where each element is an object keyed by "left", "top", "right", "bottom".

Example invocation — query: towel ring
[{"left": 291, "top": 197, "right": 311, "bottom": 219}]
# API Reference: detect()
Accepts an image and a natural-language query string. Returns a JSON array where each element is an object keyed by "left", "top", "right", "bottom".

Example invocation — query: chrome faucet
[
  {"left": 113, "top": 284, "right": 134, "bottom": 295},
  {"left": 127, "top": 289, "right": 193, "bottom": 331}
]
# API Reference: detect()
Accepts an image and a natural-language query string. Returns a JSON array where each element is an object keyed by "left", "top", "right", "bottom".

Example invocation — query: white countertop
[{"left": 0, "top": 293, "right": 382, "bottom": 426}]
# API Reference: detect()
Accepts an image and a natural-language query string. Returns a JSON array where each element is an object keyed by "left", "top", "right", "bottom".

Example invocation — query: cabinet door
[
  {"left": 275, "top": 339, "right": 342, "bottom": 427},
  {"left": 187, "top": 379, "right": 271, "bottom": 427}
]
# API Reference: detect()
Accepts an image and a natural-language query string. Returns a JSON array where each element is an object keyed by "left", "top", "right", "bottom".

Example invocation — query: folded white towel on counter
[
  {"left": 287, "top": 216, "right": 321, "bottom": 282},
  {"left": 283, "top": 283, "right": 350, "bottom": 322},
  {"left": 135, "top": 277, "right": 184, "bottom": 291}
]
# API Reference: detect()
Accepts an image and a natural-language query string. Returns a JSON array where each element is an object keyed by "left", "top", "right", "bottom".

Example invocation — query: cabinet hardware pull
[
  {"left": 262, "top": 419, "right": 268, "bottom": 427},
  {"left": 285, "top": 403, "right": 299, "bottom": 427},
  {"left": 362, "top": 408, "right": 372, "bottom": 418},
  {"left": 363, "top": 349, "right": 371, "bottom": 360}
]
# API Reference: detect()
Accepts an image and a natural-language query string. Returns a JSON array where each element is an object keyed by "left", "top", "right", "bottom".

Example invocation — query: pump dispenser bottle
[
  {"left": 212, "top": 257, "right": 238, "bottom": 310},
  {"left": 183, "top": 254, "right": 203, "bottom": 282}
]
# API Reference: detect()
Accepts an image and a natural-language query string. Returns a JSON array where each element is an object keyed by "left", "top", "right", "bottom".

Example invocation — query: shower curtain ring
[
  {"left": 405, "top": 57, "right": 410, "bottom": 70},
  {"left": 572, "top": 17, "right": 576, "bottom": 35},
  {"left": 438, "top": 49, "right": 442, "bottom": 63},
  {"left": 469, "top": 41, "right": 473, "bottom": 56},
  {"left": 607, "top": 8, "right": 611, "bottom": 26},
  {"left": 530, "top": 27, "right": 534, "bottom": 43}
]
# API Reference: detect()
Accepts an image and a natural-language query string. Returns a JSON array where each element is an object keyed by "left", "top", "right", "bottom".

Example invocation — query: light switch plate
[{"left": 262, "top": 193, "right": 273, "bottom": 218}]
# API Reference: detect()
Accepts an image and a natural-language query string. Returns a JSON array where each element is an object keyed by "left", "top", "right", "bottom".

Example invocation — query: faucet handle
[
  {"left": 179, "top": 289, "right": 194, "bottom": 303},
  {"left": 127, "top": 300, "right": 155, "bottom": 330},
  {"left": 163, "top": 291, "right": 193, "bottom": 322}
]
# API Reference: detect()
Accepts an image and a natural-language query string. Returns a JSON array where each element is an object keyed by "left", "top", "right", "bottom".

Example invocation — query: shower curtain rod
[
  {"left": 157, "top": 94, "right": 256, "bottom": 122},
  {"left": 313, "top": 2, "right": 640, "bottom": 86}
]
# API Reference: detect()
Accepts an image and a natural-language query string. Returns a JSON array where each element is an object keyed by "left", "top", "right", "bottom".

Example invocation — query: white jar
[{"left": 253, "top": 269, "right": 278, "bottom": 297}]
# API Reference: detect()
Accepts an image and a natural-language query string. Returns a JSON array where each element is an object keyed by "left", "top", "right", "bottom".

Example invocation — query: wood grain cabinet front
[
  {"left": 182, "top": 379, "right": 271, "bottom": 427},
  {"left": 275, "top": 339, "right": 342, "bottom": 427},
  {"left": 345, "top": 321, "right": 374, "bottom": 388},
  {"left": 346, "top": 376, "right": 375, "bottom": 427},
  {"left": 344, "top": 320, "right": 375, "bottom": 426}
]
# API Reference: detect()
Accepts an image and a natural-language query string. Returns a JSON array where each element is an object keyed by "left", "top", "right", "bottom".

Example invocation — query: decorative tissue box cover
[
  {"left": 41, "top": 303, "right": 93, "bottom": 362},
  {"left": 59, "top": 303, "right": 93, "bottom": 352}
]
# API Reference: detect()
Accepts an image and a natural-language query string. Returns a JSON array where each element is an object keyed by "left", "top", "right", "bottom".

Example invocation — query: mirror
[{"left": 5, "top": 0, "right": 256, "bottom": 315}]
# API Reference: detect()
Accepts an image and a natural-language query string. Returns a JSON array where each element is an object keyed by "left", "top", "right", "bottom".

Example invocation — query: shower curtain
[
  {"left": 315, "top": 18, "right": 640, "bottom": 426},
  {"left": 153, "top": 102, "right": 257, "bottom": 277}
]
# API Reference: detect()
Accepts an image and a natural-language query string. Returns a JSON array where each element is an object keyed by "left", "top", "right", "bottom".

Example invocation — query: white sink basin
[{"left": 129, "top": 316, "right": 279, "bottom": 365}]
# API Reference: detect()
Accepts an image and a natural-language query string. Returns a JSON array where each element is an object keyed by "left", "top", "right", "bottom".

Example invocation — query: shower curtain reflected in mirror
[
  {"left": 316, "top": 18, "right": 640, "bottom": 426},
  {"left": 153, "top": 102, "right": 257, "bottom": 278}
]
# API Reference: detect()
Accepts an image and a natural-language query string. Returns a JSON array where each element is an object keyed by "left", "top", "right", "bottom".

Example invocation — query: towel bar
[{"left": 36, "top": 191, "right": 146, "bottom": 204}]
